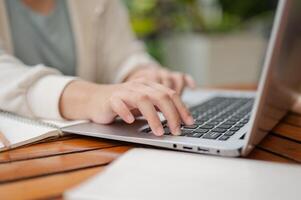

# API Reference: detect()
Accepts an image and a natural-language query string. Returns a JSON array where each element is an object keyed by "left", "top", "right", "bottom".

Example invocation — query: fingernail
[
  {"left": 173, "top": 126, "right": 182, "bottom": 136},
  {"left": 155, "top": 127, "right": 164, "bottom": 136},
  {"left": 127, "top": 115, "right": 134, "bottom": 123},
  {"left": 187, "top": 116, "right": 194, "bottom": 125}
]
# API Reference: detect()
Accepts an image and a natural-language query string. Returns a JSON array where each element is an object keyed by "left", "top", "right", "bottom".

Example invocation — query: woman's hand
[
  {"left": 126, "top": 67, "right": 197, "bottom": 94},
  {"left": 60, "top": 80, "right": 194, "bottom": 136}
]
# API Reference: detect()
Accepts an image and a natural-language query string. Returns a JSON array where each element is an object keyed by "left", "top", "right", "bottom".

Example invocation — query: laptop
[{"left": 63, "top": 0, "right": 301, "bottom": 157}]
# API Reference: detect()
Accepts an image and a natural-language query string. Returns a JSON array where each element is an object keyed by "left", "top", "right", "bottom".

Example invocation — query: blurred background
[{"left": 123, "top": 0, "right": 278, "bottom": 86}]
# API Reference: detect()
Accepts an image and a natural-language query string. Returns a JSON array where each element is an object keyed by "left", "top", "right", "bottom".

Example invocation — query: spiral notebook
[{"left": 0, "top": 110, "right": 87, "bottom": 152}]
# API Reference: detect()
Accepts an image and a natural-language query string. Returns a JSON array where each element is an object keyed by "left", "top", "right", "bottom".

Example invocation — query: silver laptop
[{"left": 63, "top": 0, "right": 301, "bottom": 157}]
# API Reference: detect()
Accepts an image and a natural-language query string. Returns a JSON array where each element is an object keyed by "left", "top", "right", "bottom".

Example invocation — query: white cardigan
[{"left": 0, "top": 0, "right": 157, "bottom": 120}]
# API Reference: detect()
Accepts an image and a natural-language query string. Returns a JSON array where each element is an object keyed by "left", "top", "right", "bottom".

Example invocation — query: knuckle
[
  {"left": 176, "top": 73, "right": 185, "bottom": 80},
  {"left": 110, "top": 93, "right": 121, "bottom": 101},
  {"left": 128, "top": 82, "right": 137, "bottom": 88},
  {"left": 159, "top": 68, "right": 167, "bottom": 73},
  {"left": 137, "top": 93, "right": 149, "bottom": 101},
  {"left": 130, "top": 79, "right": 143, "bottom": 85},
  {"left": 167, "top": 75, "right": 174, "bottom": 81},
  {"left": 184, "top": 73, "right": 191, "bottom": 78},
  {"left": 143, "top": 79, "right": 153, "bottom": 85},
  {"left": 138, "top": 78, "right": 148, "bottom": 83},
  {"left": 108, "top": 95, "right": 116, "bottom": 103},
  {"left": 168, "top": 90, "right": 178, "bottom": 98},
  {"left": 174, "top": 72, "right": 181, "bottom": 77},
  {"left": 157, "top": 92, "right": 169, "bottom": 100},
  {"left": 128, "top": 80, "right": 138, "bottom": 85}
]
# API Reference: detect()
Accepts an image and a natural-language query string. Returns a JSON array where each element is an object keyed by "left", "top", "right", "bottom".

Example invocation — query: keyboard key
[
  {"left": 206, "top": 121, "right": 220, "bottom": 126},
  {"left": 211, "top": 120, "right": 223, "bottom": 125},
  {"left": 180, "top": 129, "right": 194, "bottom": 136},
  {"left": 224, "top": 131, "right": 236, "bottom": 136},
  {"left": 194, "top": 128, "right": 209, "bottom": 133},
  {"left": 235, "top": 123, "right": 245, "bottom": 128},
  {"left": 182, "top": 124, "right": 198, "bottom": 129},
  {"left": 241, "top": 119, "right": 249, "bottom": 123},
  {"left": 217, "top": 124, "right": 232, "bottom": 129},
  {"left": 163, "top": 127, "right": 171, "bottom": 135},
  {"left": 200, "top": 124, "right": 215, "bottom": 129},
  {"left": 214, "top": 118, "right": 225, "bottom": 122},
  {"left": 198, "top": 116, "right": 210, "bottom": 121},
  {"left": 203, "top": 132, "right": 222, "bottom": 139},
  {"left": 236, "top": 114, "right": 245, "bottom": 118},
  {"left": 230, "top": 127, "right": 240, "bottom": 131},
  {"left": 212, "top": 128, "right": 227, "bottom": 133},
  {"left": 141, "top": 127, "right": 151, "bottom": 133},
  {"left": 161, "top": 120, "right": 168, "bottom": 125},
  {"left": 185, "top": 131, "right": 196, "bottom": 137},
  {"left": 194, "top": 120, "right": 206, "bottom": 125},
  {"left": 188, "top": 132, "right": 205, "bottom": 138},
  {"left": 229, "top": 117, "right": 240, "bottom": 123},
  {"left": 223, "top": 121, "right": 236, "bottom": 125},
  {"left": 227, "top": 119, "right": 239, "bottom": 124},
  {"left": 219, "top": 135, "right": 230, "bottom": 141}
]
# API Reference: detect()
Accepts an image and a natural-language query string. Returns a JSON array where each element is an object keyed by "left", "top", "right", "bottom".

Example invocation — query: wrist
[
  {"left": 124, "top": 65, "right": 160, "bottom": 82},
  {"left": 59, "top": 80, "right": 100, "bottom": 120}
]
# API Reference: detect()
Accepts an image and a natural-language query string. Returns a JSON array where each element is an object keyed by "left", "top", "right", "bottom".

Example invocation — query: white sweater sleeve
[{"left": 0, "top": 53, "right": 76, "bottom": 119}]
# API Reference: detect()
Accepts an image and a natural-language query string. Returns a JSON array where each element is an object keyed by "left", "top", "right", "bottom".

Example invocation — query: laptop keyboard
[{"left": 141, "top": 97, "right": 254, "bottom": 141}]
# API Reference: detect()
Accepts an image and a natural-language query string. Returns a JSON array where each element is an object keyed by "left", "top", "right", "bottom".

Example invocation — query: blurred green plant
[
  {"left": 125, "top": 0, "right": 275, "bottom": 36},
  {"left": 123, "top": 0, "right": 276, "bottom": 61}
]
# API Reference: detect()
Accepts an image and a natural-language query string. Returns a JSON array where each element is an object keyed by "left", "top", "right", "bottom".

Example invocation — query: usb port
[
  {"left": 197, "top": 147, "right": 209, "bottom": 152},
  {"left": 183, "top": 146, "right": 193, "bottom": 150}
]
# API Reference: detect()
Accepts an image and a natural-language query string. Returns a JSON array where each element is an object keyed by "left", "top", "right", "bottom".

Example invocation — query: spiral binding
[{"left": 0, "top": 109, "right": 60, "bottom": 130}]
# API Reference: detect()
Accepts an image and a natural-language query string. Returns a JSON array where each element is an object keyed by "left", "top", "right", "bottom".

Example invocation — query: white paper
[
  {"left": 0, "top": 112, "right": 87, "bottom": 149},
  {"left": 65, "top": 148, "right": 301, "bottom": 200},
  {"left": 42, "top": 119, "right": 88, "bottom": 128},
  {"left": 0, "top": 115, "right": 57, "bottom": 145}
]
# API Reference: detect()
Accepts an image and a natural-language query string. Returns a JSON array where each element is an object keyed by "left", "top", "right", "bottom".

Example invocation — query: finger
[
  {"left": 184, "top": 74, "right": 197, "bottom": 89},
  {"left": 110, "top": 97, "right": 135, "bottom": 124},
  {"left": 134, "top": 75, "right": 161, "bottom": 85},
  {"left": 172, "top": 73, "right": 185, "bottom": 95},
  {"left": 146, "top": 82, "right": 194, "bottom": 125},
  {"left": 150, "top": 74, "right": 162, "bottom": 84},
  {"left": 171, "top": 93, "right": 194, "bottom": 125},
  {"left": 133, "top": 84, "right": 182, "bottom": 135},
  {"left": 159, "top": 70, "right": 174, "bottom": 89},
  {"left": 118, "top": 91, "right": 164, "bottom": 136},
  {"left": 136, "top": 98, "right": 165, "bottom": 136},
  {"left": 142, "top": 69, "right": 162, "bottom": 84},
  {"left": 155, "top": 96, "right": 182, "bottom": 135},
  {"left": 161, "top": 74, "right": 174, "bottom": 89}
]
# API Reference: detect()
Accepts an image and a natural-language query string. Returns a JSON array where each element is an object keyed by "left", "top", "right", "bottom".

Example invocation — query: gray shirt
[{"left": 5, "top": 0, "right": 76, "bottom": 76}]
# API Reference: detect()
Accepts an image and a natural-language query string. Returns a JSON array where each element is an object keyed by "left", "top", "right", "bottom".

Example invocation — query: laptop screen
[{"left": 244, "top": 0, "right": 301, "bottom": 154}]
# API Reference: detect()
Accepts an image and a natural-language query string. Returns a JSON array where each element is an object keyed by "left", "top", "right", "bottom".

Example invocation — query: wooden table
[{"left": 1, "top": 86, "right": 301, "bottom": 200}]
